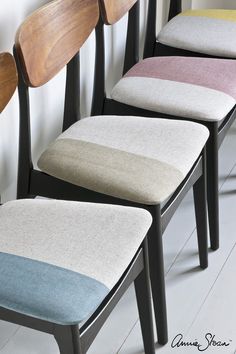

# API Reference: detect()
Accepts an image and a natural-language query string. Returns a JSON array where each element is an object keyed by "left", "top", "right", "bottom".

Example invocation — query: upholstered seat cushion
[
  {"left": 158, "top": 9, "right": 236, "bottom": 58},
  {"left": 0, "top": 199, "right": 151, "bottom": 325},
  {"left": 111, "top": 57, "right": 236, "bottom": 122},
  {"left": 38, "top": 115, "right": 208, "bottom": 204}
]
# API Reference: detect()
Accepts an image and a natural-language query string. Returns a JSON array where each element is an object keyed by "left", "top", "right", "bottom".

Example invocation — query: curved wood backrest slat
[
  {"left": 0, "top": 53, "right": 18, "bottom": 113},
  {"left": 99, "top": 0, "right": 138, "bottom": 25},
  {"left": 15, "top": 0, "right": 99, "bottom": 87}
]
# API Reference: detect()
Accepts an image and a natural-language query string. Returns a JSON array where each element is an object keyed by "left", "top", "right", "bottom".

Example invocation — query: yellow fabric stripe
[{"left": 181, "top": 9, "right": 236, "bottom": 23}]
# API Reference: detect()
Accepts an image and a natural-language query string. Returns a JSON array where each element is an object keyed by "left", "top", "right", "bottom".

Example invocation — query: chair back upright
[
  {"left": 168, "top": 0, "right": 182, "bottom": 21},
  {"left": 92, "top": 0, "right": 140, "bottom": 115},
  {"left": 14, "top": 0, "right": 99, "bottom": 196},
  {"left": 99, "top": 0, "right": 139, "bottom": 73},
  {"left": 99, "top": 0, "right": 138, "bottom": 25},
  {"left": 0, "top": 53, "right": 18, "bottom": 113},
  {"left": 144, "top": 0, "right": 182, "bottom": 58}
]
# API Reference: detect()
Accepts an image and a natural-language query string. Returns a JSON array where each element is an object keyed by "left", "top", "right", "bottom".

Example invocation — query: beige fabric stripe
[{"left": 38, "top": 139, "right": 184, "bottom": 204}]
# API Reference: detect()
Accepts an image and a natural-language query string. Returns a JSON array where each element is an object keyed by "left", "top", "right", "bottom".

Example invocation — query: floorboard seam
[
  {"left": 186, "top": 240, "right": 236, "bottom": 334},
  {"left": 169, "top": 159, "right": 236, "bottom": 335},
  {"left": 219, "top": 161, "right": 236, "bottom": 191},
  {"left": 116, "top": 318, "right": 139, "bottom": 353},
  {"left": 0, "top": 326, "right": 20, "bottom": 352},
  {"left": 165, "top": 226, "right": 196, "bottom": 275}
]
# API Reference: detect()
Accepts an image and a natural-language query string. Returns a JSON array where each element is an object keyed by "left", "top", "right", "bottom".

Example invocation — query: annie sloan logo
[{"left": 171, "top": 333, "right": 232, "bottom": 351}]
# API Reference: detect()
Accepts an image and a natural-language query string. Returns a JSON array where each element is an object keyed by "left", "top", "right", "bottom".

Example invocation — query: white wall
[{"left": 0, "top": 0, "right": 236, "bottom": 202}]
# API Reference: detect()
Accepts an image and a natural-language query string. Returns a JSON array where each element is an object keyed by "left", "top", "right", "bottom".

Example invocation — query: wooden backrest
[
  {"left": 0, "top": 53, "right": 18, "bottom": 113},
  {"left": 15, "top": 0, "right": 99, "bottom": 87},
  {"left": 99, "top": 0, "right": 138, "bottom": 25}
]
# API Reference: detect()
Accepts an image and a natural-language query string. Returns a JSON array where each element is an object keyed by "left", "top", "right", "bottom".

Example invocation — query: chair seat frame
[{"left": 0, "top": 239, "right": 155, "bottom": 354}]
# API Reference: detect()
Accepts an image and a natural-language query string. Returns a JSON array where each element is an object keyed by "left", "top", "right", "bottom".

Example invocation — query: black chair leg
[
  {"left": 134, "top": 239, "right": 155, "bottom": 354},
  {"left": 54, "top": 325, "right": 82, "bottom": 354},
  {"left": 207, "top": 123, "right": 219, "bottom": 251},
  {"left": 147, "top": 205, "right": 168, "bottom": 345},
  {"left": 193, "top": 150, "right": 208, "bottom": 269}
]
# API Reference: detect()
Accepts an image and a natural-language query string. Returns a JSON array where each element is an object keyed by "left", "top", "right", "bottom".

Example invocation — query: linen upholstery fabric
[
  {"left": 0, "top": 253, "right": 108, "bottom": 325},
  {"left": 158, "top": 9, "right": 236, "bottom": 58},
  {"left": 0, "top": 199, "right": 152, "bottom": 324},
  {"left": 111, "top": 57, "right": 236, "bottom": 121},
  {"left": 38, "top": 115, "right": 209, "bottom": 204}
]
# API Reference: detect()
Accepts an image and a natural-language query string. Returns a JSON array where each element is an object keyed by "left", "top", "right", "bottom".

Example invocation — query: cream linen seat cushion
[
  {"left": 111, "top": 56, "right": 236, "bottom": 122},
  {"left": 38, "top": 115, "right": 209, "bottom": 204},
  {"left": 0, "top": 199, "right": 152, "bottom": 325},
  {"left": 158, "top": 9, "right": 236, "bottom": 58}
]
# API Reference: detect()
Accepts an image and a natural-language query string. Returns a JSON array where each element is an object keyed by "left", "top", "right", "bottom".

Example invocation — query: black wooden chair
[
  {"left": 97, "top": 0, "right": 236, "bottom": 253},
  {"left": 15, "top": 0, "right": 209, "bottom": 345},
  {"left": 0, "top": 51, "right": 155, "bottom": 354}
]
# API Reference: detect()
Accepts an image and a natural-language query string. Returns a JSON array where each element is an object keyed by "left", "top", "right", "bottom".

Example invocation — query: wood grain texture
[
  {"left": 15, "top": 0, "right": 99, "bottom": 87},
  {"left": 99, "top": 0, "right": 138, "bottom": 25},
  {"left": 0, "top": 53, "right": 18, "bottom": 113}
]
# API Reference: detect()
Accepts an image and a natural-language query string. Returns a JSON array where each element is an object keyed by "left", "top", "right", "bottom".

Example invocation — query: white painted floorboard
[{"left": 1, "top": 122, "right": 236, "bottom": 353}]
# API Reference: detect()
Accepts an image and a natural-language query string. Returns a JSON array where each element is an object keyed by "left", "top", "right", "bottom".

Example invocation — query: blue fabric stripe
[{"left": 0, "top": 252, "right": 109, "bottom": 325}]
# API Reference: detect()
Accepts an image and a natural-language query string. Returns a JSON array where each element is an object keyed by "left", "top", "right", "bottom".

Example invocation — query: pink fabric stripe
[{"left": 125, "top": 56, "right": 236, "bottom": 99}]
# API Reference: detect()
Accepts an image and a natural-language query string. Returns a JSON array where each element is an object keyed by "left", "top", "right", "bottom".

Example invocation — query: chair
[
  {"left": 15, "top": 0, "right": 209, "bottom": 344},
  {"left": 145, "top": 0, "right": 236, "bottom": 59},
  {"left": 98, "top": 0, "right": 236, "bottom": 252},
  {"left": 0, "top": 52, "right": 155, "bottom": 353}
]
